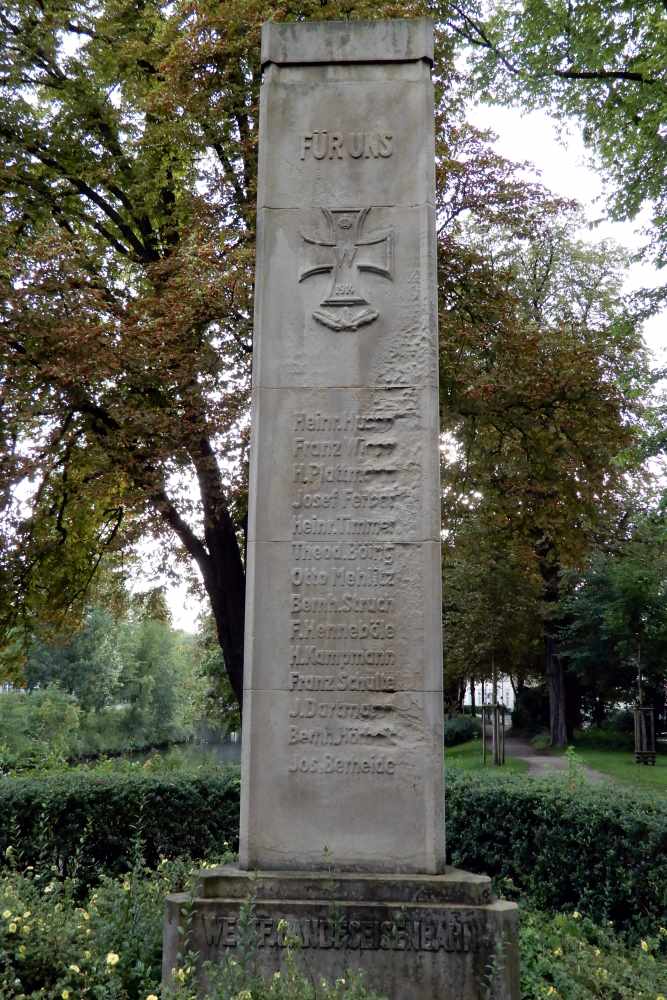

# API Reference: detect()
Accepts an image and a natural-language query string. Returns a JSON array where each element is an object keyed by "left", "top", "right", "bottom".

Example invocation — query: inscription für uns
[{"left": 300, "top": 131, "right": 393, "bottom": 160}]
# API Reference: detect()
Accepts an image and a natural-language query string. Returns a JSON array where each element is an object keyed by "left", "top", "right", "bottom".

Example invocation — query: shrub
[
  {"left": 0, "top": 767, "right": 241, "bottom": 884},
  {"left": 1, "top": 862, "right": 665, "bottom": 999},
  {"left": 2, "top": 767, "right": 666, "bottom": 936},
  {"left": 0, "top": 688, "right": 81, "bottom": 774},
  {"left": 443, "top": 714, "right": 481, "bottom": 747},
  {"left": 573, "top": 726, "right": 634, "bottom": 750},
  {"left": 446, "top": 771, "right": 667, "bottom": 936},
  {"left": 0, "top": 861, "right": 386, "bottom": 1000},
  {"left": 529, "top": 730, "right": 552, "bottom": 751}
]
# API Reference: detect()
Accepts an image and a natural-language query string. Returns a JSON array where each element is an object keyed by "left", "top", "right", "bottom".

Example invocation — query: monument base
[{"left": 162, "top": 866, "right": 520, "bottom": 999}]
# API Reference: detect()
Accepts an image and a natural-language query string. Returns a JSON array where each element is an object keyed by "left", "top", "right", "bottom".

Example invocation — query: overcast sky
[{"left": 162, "top": 104, "right": 666, "bottom": 632}]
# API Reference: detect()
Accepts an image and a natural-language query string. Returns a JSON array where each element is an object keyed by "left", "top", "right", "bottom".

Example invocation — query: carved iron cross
[{"left": 299, "top": 208, "right": 394, "bottom": 331}]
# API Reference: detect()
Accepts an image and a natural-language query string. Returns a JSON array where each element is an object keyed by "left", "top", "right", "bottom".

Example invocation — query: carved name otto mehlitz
[{"left": 299, "top": 208, "right": 394, "bottom": 332}]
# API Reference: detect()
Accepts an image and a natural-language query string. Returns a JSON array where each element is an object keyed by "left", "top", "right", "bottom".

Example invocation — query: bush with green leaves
[
  {"left": 447, "top": 772, "right": 667, "bottom": 937},
  {"left": 0, "top": 767, "right": 241, "bottom": 884},
  {"left": 0, "top": 856, "right": 386, "bottom": 1000},
  {"left": 572, "top": 726, "right": 634, "bottom": 751},
  {"left": 1, "top": 857, "right": 665, "bottom": 1000},
  {"left": 442, "top": 714, "right": 481, "bottom": 747},
  {"left": 0, "top": 687, "right": 81, "bottom": 774},
  {"left": 2, "top": 767, "right": 666, "bottom": 936}
]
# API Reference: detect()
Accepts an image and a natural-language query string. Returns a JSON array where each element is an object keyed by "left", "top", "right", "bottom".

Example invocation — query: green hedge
[
  {"left": 446, "top": 772, "right": 667, "bottom": 935},
  {"left": 0, "top": 766, "right": 240, "bottom": 883},
  {"left": 442, "top": 714, "right": 481, "bottom": 747},
  {"left": 1, "top": 768, "right": 665, "bottom": 935}
]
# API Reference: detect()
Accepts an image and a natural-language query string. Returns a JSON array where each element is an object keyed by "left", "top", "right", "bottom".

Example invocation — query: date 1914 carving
[{"left": 299, "top": 208, "right": 393, "bottom": 331}]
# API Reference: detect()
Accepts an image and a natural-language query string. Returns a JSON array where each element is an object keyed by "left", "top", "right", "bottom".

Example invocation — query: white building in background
[{"left": 464, "top": 677, "right": 516, "bottom": 713}]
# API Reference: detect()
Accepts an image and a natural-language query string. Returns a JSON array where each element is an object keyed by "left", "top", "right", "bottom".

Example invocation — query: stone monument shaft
[{"left": 240, "top": 18, "right": 445, "bottom": 874}]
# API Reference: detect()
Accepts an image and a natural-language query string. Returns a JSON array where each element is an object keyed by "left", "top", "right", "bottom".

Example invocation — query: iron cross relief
[{"left": 299, "top": 208, "right": 394, "bottom": 331}]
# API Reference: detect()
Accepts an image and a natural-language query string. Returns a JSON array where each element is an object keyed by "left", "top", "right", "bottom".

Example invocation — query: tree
[
  {"left": 445, "top": 0, "right": 667, "bottom": 269},
  {"left": 439, "top": 195, "right": 653, "bottom": 743},
  {"left": 1, "top": 0, "right": 659, "bottom": 729},
  {"left": 560, "top": 511, "right": 667, "bottom": 725}
]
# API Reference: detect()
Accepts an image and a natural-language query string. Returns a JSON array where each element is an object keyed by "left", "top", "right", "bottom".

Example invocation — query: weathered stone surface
[
  {"left": 261, "top": 18, "right": 434, "bottom": 69},
  {"left": 162, "top": 19, "right": 520, "bottom": 999},
  {"left": 162, "top": 869, "right": 521, "bottom": 1000},
  {"left": 242, "top": 16, "right": 444, "bottom": 877}
]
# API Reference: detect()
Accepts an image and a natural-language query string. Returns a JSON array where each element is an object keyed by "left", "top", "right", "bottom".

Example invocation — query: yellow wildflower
[
  {"left": 2, "top": 910, "right": 11, "bottom": 920},
  {"left": 572, "top": 911, "right": 581, "bottom": 920},
  {"left": 83, "top": 951, "right": 91, "bottom": 960},
  {"left": 552, "top": 947, "right": 562, "bottom": 957},
  {"left": 17, "top": 945, "right": 26, "bottom": 958},
  {"left": 7, "top": 923, "right": 17, "bottom": 934},
  {"left": 641, "top": 939, "right": 649, "bottom": 952},
  {"left": 62, "top": 992, "right": 70, "bottom": 1000},
  {"left": 69, "top": 964, "right": 80, "bottom": 974},
  {"left": 106, "top": 951, "right": 120, "bottom": 967},
  {"left": 22, "top": 912, "right": 30, "bottom": 919},
  {"left": 146, "top": 995, "right": 159, "bottom": 1000}
]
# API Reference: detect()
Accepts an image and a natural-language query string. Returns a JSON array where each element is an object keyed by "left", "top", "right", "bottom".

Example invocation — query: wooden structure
[
  {"left": 481, "top": 703, "right": 506, "bottom": 767},
  {"left": 634, "top": 706, "right": 656, "bottom": 765}
]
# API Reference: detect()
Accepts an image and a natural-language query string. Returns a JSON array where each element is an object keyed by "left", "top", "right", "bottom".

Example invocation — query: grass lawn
[
  {"left": 573, "top": 747, "right": 667, "bottom": 792},
  {"left": 445, "top": 738, "right": 529, "bottom": 774}
]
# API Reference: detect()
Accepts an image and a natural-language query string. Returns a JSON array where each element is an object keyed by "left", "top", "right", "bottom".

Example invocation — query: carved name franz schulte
[{"left": 299, "top": 208, "right": 394, "bottom": 331}]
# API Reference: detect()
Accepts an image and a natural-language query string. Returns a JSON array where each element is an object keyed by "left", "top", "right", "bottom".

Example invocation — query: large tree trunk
[
  {"left": 535, "top": 534, "right": 568, "bottom": 747},
  {"left": 545, "top": 634, "right": 568, "bottom": 747},
  {"left": 205, "top": 520, "right": 246, "bottom": 713}
]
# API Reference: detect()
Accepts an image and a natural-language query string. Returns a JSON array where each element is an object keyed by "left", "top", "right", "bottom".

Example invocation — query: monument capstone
[{"left": 163, "top": 18, "right": 520, "bottom": 999}]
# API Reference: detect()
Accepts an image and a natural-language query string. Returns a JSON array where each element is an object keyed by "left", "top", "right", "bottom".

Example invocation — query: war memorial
[{"left": 163, "top": 18, "right": 520, "bottom": 998}]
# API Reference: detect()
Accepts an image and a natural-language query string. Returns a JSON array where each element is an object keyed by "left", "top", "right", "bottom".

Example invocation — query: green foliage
[
  {"left": 0, "top": 687, "right": 81, "bottom": 773},
  {"left": 442, "top": 714, "right": 481, "bottom": 747},
  {"left": 0, "top": 767, "right": 241, "bottom": 884},
  {"left": 1, "top": 858, "right": 665, "bottom": 1000},
  {"left": 0, "top": 608, "right": 211, "bottom": 770},
  {"left": 446, "top": 772, "right": 667, "bottom": 936},
  {"left": 560, "top": 514, "right": 667, "bottom": 717},
  {"left": 453, "top": 0, "right": 667, "bottom": 268},
  {"left": 573, "top": 727, "right": 634, "bottom": 751},
  {"left": 2, "top": 768, "right": 666, "bottom": 937},
  {"left": 518, "top": 907, "right": 667, "bottom": 999}
]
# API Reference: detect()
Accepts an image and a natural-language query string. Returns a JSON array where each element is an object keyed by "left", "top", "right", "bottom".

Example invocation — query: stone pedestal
[{"left": 163, "top": 867, "right": 520, "bottom": 1000}]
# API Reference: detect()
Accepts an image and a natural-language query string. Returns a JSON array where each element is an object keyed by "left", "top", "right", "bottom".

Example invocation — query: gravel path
[{"left": 503, "top": 735, "right": 609, "bottom": 783}]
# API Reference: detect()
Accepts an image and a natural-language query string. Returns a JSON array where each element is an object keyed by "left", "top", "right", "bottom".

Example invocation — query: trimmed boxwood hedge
[
  {"left": 1, "top": 767, "right": 665, "bottom": 934},
  {"left": 0, "top": 766, "right": 241, "bottom": 884}
]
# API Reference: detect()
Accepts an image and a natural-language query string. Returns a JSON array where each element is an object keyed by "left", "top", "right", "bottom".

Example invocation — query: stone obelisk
[
  {"left": 240, "top": 16, "right": 444, "bottom": 875},
  {"left": 163, "top": 20, "right": 519, "bottom": 999}
]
